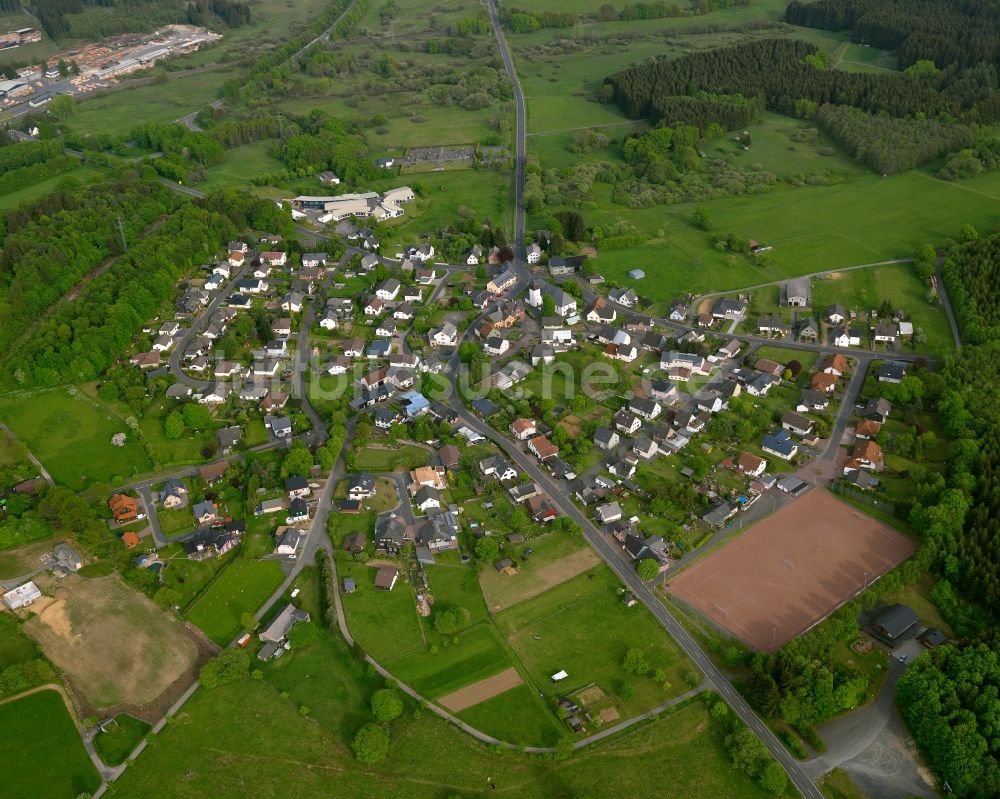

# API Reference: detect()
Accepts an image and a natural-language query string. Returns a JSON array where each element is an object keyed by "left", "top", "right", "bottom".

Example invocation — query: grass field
[
  {"left": 186, "top": 558, "right": 285, "bottom": 645},
  {"left": 0, "top": 689, "right": 100, "bottom": 798},
  {"left": 113, "top": 669, "right": 775, "bottom": 798},
  {"left": 338, "top": 560, "right": 424, "bottom": 661},
  {"left": 0, "top": 612, "right": 40, "bottom": 670},
  {"left": 25, "top": 573, "right": 198, "bottom": 708},
  {"left": 93, "top": 714, "right": 150, "bottom": 766},
  {"left": 351, "top": 444, "right": 430, "bottom": 471},
  {"left": 199, "top": 140, "right": 285, "bottom": 191},
  {"left": 583, "top": 168, "right": 1000, "bottom": 310},
  {"left": 496, "top": 567, "right": 695, "bottom": 718},
  {"left": 0, "top": 166, "right": 106, "bottom": 210},
  {"left": 0, "top": 386, "right": 152, "bottom": 490},
  {"left": 63, "top": 71, "right": 230, "bottom": 138},
  {"left": 0, "top": 536, "right": 61, "bottom": 580},
  {"left": 811, "top": 263, "right": 954, "bottom": 352},
  {"left": 477, "top": 530, "right": 600, "bottom": 611}
]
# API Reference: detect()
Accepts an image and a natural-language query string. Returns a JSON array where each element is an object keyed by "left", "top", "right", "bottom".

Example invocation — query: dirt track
[
  {"left": 668, "top": 490, "right": 916, "bottom": 652},
  {"left": 438, "top": 667, "right": 523, "bottom": 712}
]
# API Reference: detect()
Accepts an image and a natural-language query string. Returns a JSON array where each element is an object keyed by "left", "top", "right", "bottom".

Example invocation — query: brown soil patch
[
  {"left": 24, "top": 572, "right": 200, "bottom": 711},
  {"left": 438, "top": 667, "right": 523, "bottom": 712},
  {"left": 600, "top": 706, "right": 621, "bottom": 722},
  {"left": 575, "top": 684, "right": 606, "bottom": 706},
  {"left": 558, "top": 415, "right": 582, "bottom": 438},
  {"left": 696, "top": 298, "right": 714, "bottom": 316},
  {"left": 668, "top": 490, "right": 915, "bottom": 652}
]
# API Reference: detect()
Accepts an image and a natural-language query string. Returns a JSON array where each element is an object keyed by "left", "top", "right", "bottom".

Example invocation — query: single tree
[
  {"left": 371, "top": 688, "right": 403, "bottom": 721},
  {"left": 352, "top": 723, "right": 390, "bottom": 764}
]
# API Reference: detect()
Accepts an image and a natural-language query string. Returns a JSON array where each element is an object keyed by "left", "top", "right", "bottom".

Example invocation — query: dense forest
[
  {"left": 0, "top": 171, "right": 291, "bottom": 389},
  {"left": 897, "top": 643, "right": 1000, "bottom": 796},
  {"left": 814, "top": 104, "right": 974, "bottom": 174},
  {"left": 603, "top": 39, "right": 1000, "bottom": 127},
  {"left": 0, "top": 172, "right": 178, "bottom": 356},
  {"left": 785, "top": 0, "right": 1000, "bottom": 71},
  {"left": 941, "top": 236, "right": 1000, "bottom": 345},
  {"left": 33, "top": 0, "right": 188, "bottom": 40}
]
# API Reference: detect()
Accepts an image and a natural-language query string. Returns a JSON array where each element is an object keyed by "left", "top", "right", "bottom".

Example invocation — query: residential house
[
  {"left": 259, "top": 251, "right": 287, "bottom": 267},
  {"left": 480, "top": 456, "right": 518, "bottom": 482},
  {"left": 757, "top": 314, "right": 791, "bottom": 338},
  {"left": 285, "top": 475, "right": 311, "bottom": 500},
  {"left": 797, "top": 389, "right": 830, "bottom": 413},
  {"left": 414, "top": 485, "right": 441, "bottom": 513},
  {"left": 737, "top": 451, "right": 767, "bottom": 477},
  {"left": 821, "top": 353, "right": 849, "bottom": 377},
  {"left": 510, "top": 418, "right": 537, "bottom": 440},
  {"left": 878, "top": 361, "right": 908, "bottom": 384},
  {"left": 834, "top": 326, "right": 863, "bottom": 348},
  {"left": 762, "top": 429, "right": 798, "bottom": 461},
  {"left": 375, "top": 278, "right": 401, "bottom": 301},
  {"left": 614, "top": 410, "right": 642, "bottom": 435},
  {"left": 192, "top": 500, "right": 218, "bottom": 525},
  {"left": 271, "top": 318, "right": 292, "bottom": 338},
  {"left": 826, "top": 304, "right": 847, "bottom": 325},
  {"left": 216, "top": 426, "right": 242, "bottom": 456},
  {"left": 265, "top": 415, "right": 293, "bottom": 438},
  {"left": 487, "top": 269, "right": 518, "bottom": 294},
  {"left": 585, "top": 297, "right": 617, "bottom": 324},
  {"left": 364, "top": 297, "right": 385, "bottom": 316},
  {"left": 855, "top": 419, "right": 882, "bottom": 439},
  {"left": 848, "top": 439, "right": 884, "bottom": 472},
  {"left": 609, "top": 287, "right": 639, "bottom": 308},
  {"left": 274, "top": 527, "right": 306, "bottom": 558},
  {"left": 526, "top": 243, "right": 542, "bottom": 263},
  {"left": 199, "top": 461, "right": 229, "bottom": 486},
  {"left": 484, "top": 335, "right": 510, "bottom": 356},
  {"left": 595, "top": 427, "right": 620, "bottom": 451},
  {"left": 595, "top": 501, "right": 623, "bottom": 525},
  {"left": 633, "top": 437, "right": 657, "bottom": 459},
  {"left": 873, "top": 322, "right": 899, "bottom": 343},
  {"left": 660, "top": 351, "right": 709, "bottom": 376},
  {"left": 669, "top": 299, "right": 688, "bottom": 321},
  {"left": 109, "top": 493, "right": 142, "bottom": 522},
  {"left": 347, "top": 473, "right": 376, "bottom": 501},
  {"left": 628, "top": 397, "right": 662, "bottom": 420},
  {"left": 811, "top": 372, "right": 838, "bottom": 394},
  {"left": 430, "top": 322, "right": 458, "bottom": 348},
  {"left": 649, "top": 380, "right": 679, "bottom": 405},
  {"left": 863, "top": 398, "right": 892, "bottom": 424},
  {"left": 375, "top": 319, "right": 398, "bottom": 338},
  {"left": 712, "top": 297, "right": 747, "bottom": 320},
  {"left": 781, "top": 411, "right": 814, "bottom": 437},
  {"left": 375, "top": 514, "right": 410, "bottom": 556},
  {"left": 465, "top": 244, "right": 483, "bottom": 265},
  {"left": 2, "top": 581, "right": 42, "bottom": 610},
  {"left": 527, "top": 435, "right": 559, "bottom": 462}
]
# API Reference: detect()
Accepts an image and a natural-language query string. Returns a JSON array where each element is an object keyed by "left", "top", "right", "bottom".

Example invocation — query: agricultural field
[
  {"left": 477, "top": 529, "right": 600, "bottom": 612},
  {"left": 23, "top": 573, "right": 199, "bottom": 708},
  {"left": 0, "top": 386, "right": 152, "bottom": 490},
  {"left": 496, "top": 567, "right": 696, "bottom": 719},
  {"left": 582, "top": 168, "right": 1000, "bottom": 311},
  {"left": 113, "top": 666, "right": 775, "bottom": 799},
  {"left": 0, "top": 689, "right": 101, "bottom": 798},
  {"left": 93, "top": 714, "right": 151, "bottom": 766},
  {"left": 185, "top": 557, "right": 285, "bottom": 645}
]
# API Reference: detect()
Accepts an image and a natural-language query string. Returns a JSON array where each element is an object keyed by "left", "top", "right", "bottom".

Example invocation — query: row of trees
[
  {"left": 604, "top": 39, "right": 1000, "bottom": 127},
  {"left": 785, "top": 0, "right": 1000, "bottom": 72}
]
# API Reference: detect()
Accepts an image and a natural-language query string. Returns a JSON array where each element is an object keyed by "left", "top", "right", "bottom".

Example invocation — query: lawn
[
  {"left": 159, "top": 543, "right": 233, "bottom": 610},
  {"left": 158, "top": 506, "right": 198, "bottom": 536},
  {"left": 424, "top": 562, "right": 490, "bottom": 629},
  {"left": 0, "top": 689, "right": 100, "bottom": 798},
  {"left": 477, "top": 530, "right": 600, "bottom": 612},
  {"left": 338, "top": 560, "right": 424, "bottom": 662},
  {"left": 496, "top": 567, "right": 696, "bottom": 719},
  {"left": 93, "top": 714, "right": 150, "bottom": 766},
  {"left": 810, "top": 263, "right": 955, "bottom": 353},
  {"left": 0, "top": 386, "right": 152, "bottom": 490},
  {"left": 138, "top": 398, "right": 214, "bottom": 468},
  {"left": 186, "top": 558, "right": 285, "bottom": 645},
  {"left": 352, "top": 444, "right": 430, "bottom": 471},
  {"left": 112, "top": 672, "right": 776, "bottom": 799}
]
